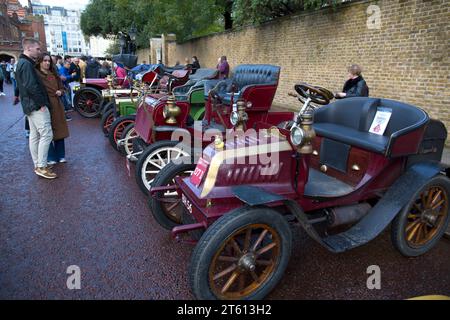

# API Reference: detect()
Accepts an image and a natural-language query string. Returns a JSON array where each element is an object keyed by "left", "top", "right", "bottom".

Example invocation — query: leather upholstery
[
  {"left": 203, "top": 64, "right": 280, "bottom": 102},
  {"left": 313, "top": 97, "right": 429, "bottom": 154}
]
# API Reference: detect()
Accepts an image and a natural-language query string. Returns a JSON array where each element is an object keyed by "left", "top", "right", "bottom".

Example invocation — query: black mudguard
[{"left": 286, "top": 162, "right": 447, "bottom": 253}]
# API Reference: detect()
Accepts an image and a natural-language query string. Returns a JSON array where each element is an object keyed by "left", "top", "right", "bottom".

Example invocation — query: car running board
[{"left": 286, "top": 162, "right": 444, "bottom": 253}]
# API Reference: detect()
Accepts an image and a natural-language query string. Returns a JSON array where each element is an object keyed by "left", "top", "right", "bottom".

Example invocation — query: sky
[{"left": 18, "top": 0, "right": 90, "bottom": 11}]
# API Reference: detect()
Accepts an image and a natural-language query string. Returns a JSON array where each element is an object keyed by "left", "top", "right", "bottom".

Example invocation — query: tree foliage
[
  {"left": 232, "top": 0, "right": 342, "bottom": 25},
  {"left": 80, "top": 0, "right": 225, "bottom": 46},
  {"left": 80, "top": 0, "right": 346, "bottom": 47}
]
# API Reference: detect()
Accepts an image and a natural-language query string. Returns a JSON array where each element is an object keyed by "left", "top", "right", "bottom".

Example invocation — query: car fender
[{"left": 286, "top": 161, "right": 447, "bottom": 253}]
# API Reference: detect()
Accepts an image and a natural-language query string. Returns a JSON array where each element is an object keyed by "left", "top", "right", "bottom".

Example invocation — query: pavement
[{"left": 0, "top": 82, "right": 449, "bottom": 300}]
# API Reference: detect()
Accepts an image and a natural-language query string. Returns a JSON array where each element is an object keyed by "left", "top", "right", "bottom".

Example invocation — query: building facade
[
  {"left": 31, "top": 2, "right": 89, "bottom": 57},
  {"left": 0, "top": 0, "right": 46, "bottom": 62}
]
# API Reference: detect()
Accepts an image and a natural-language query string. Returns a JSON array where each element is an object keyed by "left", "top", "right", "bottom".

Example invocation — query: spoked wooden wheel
[
  {"left": 108, "top": 115, "right": 135, "bottom": 151},
  {"left": 149, "top": 161, "right": 195, "bottom": 229},
  {"left": 135, "top": 140, "right": 191, "bottom": 195},
  {"left": 209, "top": 224, "right": 281, "bottom": 299},
  {"left": 406, "top": 186, "right": 448, "bottom": 246},
  {"left": 100, "top": 109, "right": 115, "bottom": 135},
  {"left": 118, "top": 123, "right": 138, "bottom": 156},
  {"left": 189, "top": 207, "right": 292, "bottom": 300},
  {"left": 74, "top": 87, "right": 102, "bottom": 118},
  {"left": 392, "top": 175, "right": 450, "bottom": 256}
]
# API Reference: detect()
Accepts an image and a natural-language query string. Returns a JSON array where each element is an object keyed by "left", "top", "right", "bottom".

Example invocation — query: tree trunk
[{"left": 224, "top": 0, "right": 233, "bottom": 30}]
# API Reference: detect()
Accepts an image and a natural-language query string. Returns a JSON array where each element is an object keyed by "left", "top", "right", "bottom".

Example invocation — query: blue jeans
[{"left": 48, "top": 139, "right": 65, "bottom": 162}]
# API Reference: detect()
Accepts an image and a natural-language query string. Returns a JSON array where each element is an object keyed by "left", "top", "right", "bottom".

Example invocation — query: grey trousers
[{"left": 27, "top": 107, "right": 53, "bottom": 168}]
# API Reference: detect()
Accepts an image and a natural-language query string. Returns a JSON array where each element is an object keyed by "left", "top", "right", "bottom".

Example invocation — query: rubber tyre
[
  {"left": 189, "top": 206, "right": 292, "bottom": 300},
  {"left": 73, "top": 87, "right": 102, "bottom": 118},
  {"left": 149, "top": 161, "right": 196, "bottom": 230},
  {"left": 101, "top": 101, "right": 114, "bottom": 116},
  {"left": 135, "top": 140, "right": 191, "bottom": 195},
  {"left": 100, "top": 109, "right": 115, "bottom": 135},
  {"left": 118, "top": 123, "right": 137, "bottom": 156},
  {"left": 391, "top": 175, "right": 450, "bottom": 257},
  {"left": 108, "top": 115, "right": 136, "bottom": 151}
]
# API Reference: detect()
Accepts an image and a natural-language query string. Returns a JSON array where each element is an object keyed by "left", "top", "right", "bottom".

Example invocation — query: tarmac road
[{"left": 0, "top": 83, "right": 449, "bottom": 300}]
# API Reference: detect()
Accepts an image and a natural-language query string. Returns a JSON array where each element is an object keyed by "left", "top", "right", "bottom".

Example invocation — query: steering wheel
[{"left": 294, "top": 83, "right": 333, "bottom": 105}]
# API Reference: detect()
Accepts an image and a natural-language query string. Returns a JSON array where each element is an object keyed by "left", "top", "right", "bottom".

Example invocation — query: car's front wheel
[{"left": 189, "top": 207, "right": 292, "bottom": 300}]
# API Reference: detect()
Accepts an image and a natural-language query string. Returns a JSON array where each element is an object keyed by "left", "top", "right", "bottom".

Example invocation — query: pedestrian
[
  {"left": 114, "top": 62, "right": 128, "bottom": 87},
  {"left": 59, "top": 60, "right": 76, "bottom": 121},
  {"left": 68, "top": 57, "right": 81, "bottom": 105},
  {"left": 216, "top": 56, "right": 229, "bottom": 79},
  {"left": 0, "top": 62, "right": 5, "bottom": 96},
  {"left": 98, "top": 61, "right": 111, "bottom": 78},
  {"left": 191, "top": 56, "right": 200, "bottom": 74},
  {"left": 335, "top": 64, "right": 369, "bottom": 99},
  {"left": 35, "top": 53, "right": 69, "bottom": 165},
  {"left": 79, "top": 56, "right": 87, "bottom": 79},
  {"left": 15, "top": 38, "right": 56, "bottom": 179},
  {"left": 85, "top": 56, "right": 101, "bottom": 78},
  {"left": 9, "top": 58, "right": 19, "bottom": 102},
  {"left": 5, "top": 60, "right": 12, "bottom": 84}
]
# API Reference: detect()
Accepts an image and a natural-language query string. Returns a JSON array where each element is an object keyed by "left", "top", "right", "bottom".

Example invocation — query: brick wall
[{"left": 165, "top": 0, "right": 449, "bottom": 128}]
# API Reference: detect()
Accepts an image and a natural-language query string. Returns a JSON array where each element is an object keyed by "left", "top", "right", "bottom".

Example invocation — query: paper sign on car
[
  {"left": 190, "top": 158, "right": 210, "bottom": 186},
  {"left": 369, "top": 107, "right": 392, "bottom": 135}
]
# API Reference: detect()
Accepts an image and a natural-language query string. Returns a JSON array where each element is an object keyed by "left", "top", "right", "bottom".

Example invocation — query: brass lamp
[
  {"left": 298, "top": 112, "right": 315, "bottom": 154},
  {"left": 163, "top": 95, "right": 181, "bottom": 124}
]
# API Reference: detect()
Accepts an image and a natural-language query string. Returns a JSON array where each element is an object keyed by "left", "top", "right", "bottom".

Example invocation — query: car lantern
[
  {"left": 290, "top": 112, "right": 315, "bottom": 154},
  {"left": 163, "top": 95, "right": 181, "bottom": 124},
  {"left": 230, "top": 99, "right": 250, "bottom": 130}
]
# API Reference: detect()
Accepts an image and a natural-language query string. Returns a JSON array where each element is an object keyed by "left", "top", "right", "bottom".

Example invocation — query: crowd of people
[{"left": 3, "top": 37, "right": 369, "bottom": 181}]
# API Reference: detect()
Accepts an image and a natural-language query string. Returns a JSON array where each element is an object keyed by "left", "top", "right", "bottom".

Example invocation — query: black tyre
[
  {"left": 108, "top": 115, "right": 136, "bottom": 151},
  {"left": 100, "top": 109, "right": 115, "bottom": 135},
  {"left": 135, "top": 140, "right": 191, "bottom": 195},
  {"left": 391, "top": 175, "right": 450, "bottom": 257},
  {"left": 101, "top": 101, "right": 114, "bottom": 116},
  {"left": 189, "top": 207, "right": 292, "bottom": 300},
  {"left": 118, "top": 123, "right": 138, "bottom": 156},
  {"left": 73, "top": 87, "right": 102, "bottom": 118},
  {"left": 149, "top": 161, "right": 196, "bottom": 230}
]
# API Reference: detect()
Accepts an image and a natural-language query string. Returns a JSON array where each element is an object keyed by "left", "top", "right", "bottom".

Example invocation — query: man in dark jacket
[
  {"left": 15, "top": 38, "right": 56, "bottom": 179},
  {"left": 85, "top": 57, "right": 101, "bottom": 78},
  {"left": 335, "top": 64, "right": 369, "bottom": 98}
]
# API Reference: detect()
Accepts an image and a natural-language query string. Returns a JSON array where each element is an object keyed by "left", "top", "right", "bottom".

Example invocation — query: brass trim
[
  {"left": 312, "top": 150, "right": 319, "bottom": 156},
  {"left": 320, "top": 165, "right": 328, "bottom": 173},
  {"left": 200, "top": 141, "right": 293, "bottom": 198},
  {"left": 352, "top": 164, "right": 360, "bottom": 171}
]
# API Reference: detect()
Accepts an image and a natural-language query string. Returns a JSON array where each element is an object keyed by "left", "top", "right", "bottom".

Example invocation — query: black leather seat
[
  {"left": 203, "top": 64, "right": 280, "bottom": 104},
  {"left": 313, "top": 97, "right": 429, "bottom": 155}
]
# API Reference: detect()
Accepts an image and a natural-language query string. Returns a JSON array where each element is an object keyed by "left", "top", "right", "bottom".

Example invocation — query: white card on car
[{"left": 369, "top": 107, "right": 392, "bottom": 135}]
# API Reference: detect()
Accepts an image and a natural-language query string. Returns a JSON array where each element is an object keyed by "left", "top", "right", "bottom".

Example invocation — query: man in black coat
[
  {"left": 335, "top": 64, "right": 369, "bottom": 98},
  {"left": 15, "top": 38, "right": 57, "bottom": 179}
]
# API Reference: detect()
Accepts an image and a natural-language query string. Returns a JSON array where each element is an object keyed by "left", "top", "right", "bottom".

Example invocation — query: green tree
[
  {"left": 80, "top": 0, "right": 225, "bottom": 46},
  {"left": 232, "top": 0, "right": 342, "bottom": 25}
]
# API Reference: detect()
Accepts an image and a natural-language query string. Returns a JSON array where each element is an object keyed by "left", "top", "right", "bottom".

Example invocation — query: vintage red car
[
  {"left": 150, "top": 83, "right": 450, "bottom": 300},
  {"left": 131, "top": 64, "right": 295, "bottom": 195}
]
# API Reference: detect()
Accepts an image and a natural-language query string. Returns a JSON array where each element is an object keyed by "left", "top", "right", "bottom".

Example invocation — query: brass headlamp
[
  {"left": 230, "top": 99, "right": 249, "bottom": 130},
  {"left": 163, "top": 94, "right": 181, "bottom": 124},
  {"left": 290, "top": 112, "right": 315, "bottom": 154}
]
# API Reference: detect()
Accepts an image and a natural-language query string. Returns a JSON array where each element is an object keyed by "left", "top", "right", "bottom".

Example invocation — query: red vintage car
[
  {"left": 131, "top": 64, "right": 295, "bottom": 195},
  {"left": 150, "top": 83, "right": 450, "bottom": 300}
]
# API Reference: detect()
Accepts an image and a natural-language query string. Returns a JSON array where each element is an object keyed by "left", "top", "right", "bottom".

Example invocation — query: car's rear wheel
[
  {"left": 74, "top": 87, "right": 102, "bottom": 118},
  {"left": 189, "top": 207, "right": 292, "bottom": 300},
  {"left": 108, "top": 115, "right": 135, "bottom": 151},
  {"left": 149, "top": 161, "right": 195, "bottom": 229},
  {"left": 391, "top": 175, "right": 450, "bottom": 256}
]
